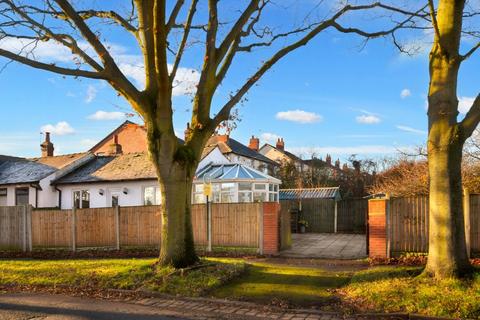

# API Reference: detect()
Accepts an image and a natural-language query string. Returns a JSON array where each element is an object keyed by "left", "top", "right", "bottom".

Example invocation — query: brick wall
[
  {"left": 263, "top": 202, "right": 280, "bottom": 255},
  {"left": 368, "top": 199, "right": 388, "bottom": 258},
  {"left": 92, "top": 123, "right": 148, "bottom": 154}
]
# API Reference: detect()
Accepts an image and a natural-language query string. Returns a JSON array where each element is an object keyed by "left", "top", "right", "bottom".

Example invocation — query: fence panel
[
  {"left": 470, "top": 194, "right": 480, "bottom": 254},
  {"left": 191, "top": 204, "right": 207, "bottom": 246},
  {"left": 280, "top": 206, "right": 291, "bottom": 250},
  {"left": 389, "top": 196, "right": 429, "bottom": 255},
  {"left": 301, "top": 199, "right": 336, "bottom": 233},
  {"left": 119, "top": 205, "right": 161, "bottom": 247},
  {"left": 0, "top": 206, "right": 25, "bottom": 250},
  {"left": 211, "top": 203, "right": 260, "bottom": 247},
  {"left": 76, "top": 207, "right": 116, "bottom": 248},
  {"left": 337, "top": 199, "right": 367, "bottom": 234},
  {"left": 31, "top": 209, "right": 72, "bottom": 248}
]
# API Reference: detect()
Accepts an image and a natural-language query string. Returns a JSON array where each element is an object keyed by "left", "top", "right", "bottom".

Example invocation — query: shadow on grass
[
  {"left": 213, "top": 263, "right": 351, "bottom": 308},
  {"left": 350, "top": 266, "right": 424, "bottom": 284}
]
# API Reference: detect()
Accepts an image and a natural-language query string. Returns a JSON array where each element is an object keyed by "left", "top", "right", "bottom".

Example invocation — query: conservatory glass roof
[{"left": 195, "top": 163, "right": 280, "bottom": 183}]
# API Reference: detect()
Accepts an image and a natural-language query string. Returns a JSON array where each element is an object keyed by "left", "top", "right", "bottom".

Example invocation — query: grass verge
[
  {"left": 213, "top": 260, "right": 352, "bottom": 310},
  {"left": 0, "top": 258, "right": 244, "bottom": 297},
  {"left": 341, "top": 266, "right": 480, "bottom": 319}
]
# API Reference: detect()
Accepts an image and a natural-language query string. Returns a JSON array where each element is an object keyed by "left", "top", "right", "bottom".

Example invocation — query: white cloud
[
  {"left": 40, "top": 121, "right": 75, "bottom": 136},
  {"left": 275, "top": 110, "right": 322, "bottom": 124},
  {"left": 261, "top": 132, "right": 280, "bottom": 143},
  {"left": 85, "top": 85, "right": 97, "bottom": 103},
  {"left": 458, "top": 96, "right": 475, "bottom": 114},
  {"left": 401, "top": 89, "right": 411, "bottom": 98},
  {"left": 356, "top": 115, "right": 381, "bottom": 124},
  {"left": 396, "top": 125, "right": 426, "bottom": 135},
  {"left": 87, "top": 110, "right": 126, "bottom": 121}
]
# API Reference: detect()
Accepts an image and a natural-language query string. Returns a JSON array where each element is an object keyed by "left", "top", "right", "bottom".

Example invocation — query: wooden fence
[
  {"left": 0, "top": 203, "right": 267, "bottom": 252},
  {"left": 280, "top": 198, "right": 367, "bottom": 234},
  {"left": 337, "top": 199, "right": 367, "bottom": 234},
  {"left": 388, "top": 194, "right": 480, "bottom": 257}
]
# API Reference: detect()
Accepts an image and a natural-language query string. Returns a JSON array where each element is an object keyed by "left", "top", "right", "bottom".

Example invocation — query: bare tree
[
  {"left": 0, "top": 0, "right": 425, "bottom": 267},
  {"left": 422, "top": 0, "right": 480, "bottom": 278}
]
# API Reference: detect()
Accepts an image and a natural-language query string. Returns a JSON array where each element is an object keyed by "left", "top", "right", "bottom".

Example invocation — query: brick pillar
[
  {"left": 368, "top": 199, "right": 388, "bottom": 258},
  {"left": 263, "top": 202, "right": 280, "bottom": 255}
]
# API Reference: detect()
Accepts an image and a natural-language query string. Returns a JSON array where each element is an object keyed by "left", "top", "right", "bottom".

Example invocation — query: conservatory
[{"left": 193, "top": 163, "right": 281, "bottom": 204}]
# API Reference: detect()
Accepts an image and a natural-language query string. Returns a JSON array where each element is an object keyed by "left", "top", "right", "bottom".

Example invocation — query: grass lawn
[
  {"left": 213, "top": 260, "right": 352, "bottom": 309},
  {"left": 3, "top": 257, "right": 480, "bottom": 318},
  {"left": 0, "top": 258, "right": 244, "bottom": 297},
  {"left": 342, "top": 266, "right": 480, "bottom": 319}
]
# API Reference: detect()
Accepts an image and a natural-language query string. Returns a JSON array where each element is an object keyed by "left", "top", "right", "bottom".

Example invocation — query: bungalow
[
  {"left": 51, "top": 152, "right": 280, "bottom": 209},
  {"left": 0, "top": 134, "right": 93, "bottom": 207}
]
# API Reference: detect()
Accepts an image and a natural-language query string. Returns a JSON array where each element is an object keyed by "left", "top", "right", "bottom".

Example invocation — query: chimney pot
[{"left": 276, "top": 138, "right": 285, "bottom": 151}]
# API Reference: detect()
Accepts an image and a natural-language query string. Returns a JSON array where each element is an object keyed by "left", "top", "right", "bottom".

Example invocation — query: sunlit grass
[{"left": 343, "top": 266, "right": 480, "bottom": 319}]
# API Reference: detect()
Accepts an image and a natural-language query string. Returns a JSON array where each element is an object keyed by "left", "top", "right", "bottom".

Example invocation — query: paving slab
[{"left": 280, "top": 233, "right": 367, "bottom": 259}]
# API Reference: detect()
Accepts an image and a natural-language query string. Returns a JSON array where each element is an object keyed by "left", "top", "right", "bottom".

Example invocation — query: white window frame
[
  {"left": 143, "top": 185, "right": 161, "bottom": 205},
  {"left": 73, "top": 189, "right": 90, "bottom": 209}
]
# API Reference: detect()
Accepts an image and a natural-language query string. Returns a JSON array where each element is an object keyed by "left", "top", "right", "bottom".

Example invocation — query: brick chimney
[
  {"left": 216, "top": 134, "right": 229, "bottom": 143},
  {"left": 109, "top": 134, "right": 123, "bottom": 155},
  {"left": 249, "top": 135, "right": 260, "bottom": 151},
  {"left": 276, "top": 138, "right": 285, "bottom": 151},
  {"left": 40, "top": 132, "right": 54, "bottom": 157},
  {"left": 326, "top": 154, "right": 332, "bottom": 165}
]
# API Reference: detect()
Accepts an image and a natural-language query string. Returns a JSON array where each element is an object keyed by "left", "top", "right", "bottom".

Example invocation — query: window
[
  {"left": 220, "top": 183, "right": 235, "bottom": 203},
  {"left": 238, "top": 183, "right": 252, "bottom": 203},
  {"left": 73, "top": 190, "right": 90, "bottom": 209},
  {"left": 211, "top": 184, "right": 221, "bottom": 203},
  {"left": 253, "top": 183, "right": 267, "bottom": 202},
  {"left": 111, "top": 195, "right": 119, "bottom": 207},
  {"left": 192, "top": 184, "right": 206, "bottom": 204},
  {"left": 268, "top": 184, "right": 279, "bottom": 202},
  {"left": 144, "top": 186, "right": 161, "bottom": 205},
  {"left": 15, "top": 188, "right": 29, "bottom": 205},
  {"left": 0, "top": 188, "right": 7, "bottom": 206}
]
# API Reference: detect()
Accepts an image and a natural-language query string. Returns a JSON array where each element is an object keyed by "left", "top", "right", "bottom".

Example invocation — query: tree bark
[
  {"left": 145, "top": 116, "right": 200, "bottom": 268},
  {"left": 424, "top": 0, "right": 472, "bottom": 277}
]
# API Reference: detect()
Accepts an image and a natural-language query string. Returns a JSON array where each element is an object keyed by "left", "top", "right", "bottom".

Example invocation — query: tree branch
[
  {"left": 0, "top": 47, "right": 105, "bottom": 79},
  {"left": 461, "top": 94, "right": 480, "bottom": 139}
]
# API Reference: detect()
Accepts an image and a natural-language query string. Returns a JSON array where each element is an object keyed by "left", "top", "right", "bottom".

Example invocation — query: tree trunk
[
  {"left": 157, "top": 166, "right": 198, "bottom": 268},
  {"left": 425, "top": 133, "right": 471, "bottom": 278},
  {"left": 145, "top": 116, "right": 200, "bottom": 268}
]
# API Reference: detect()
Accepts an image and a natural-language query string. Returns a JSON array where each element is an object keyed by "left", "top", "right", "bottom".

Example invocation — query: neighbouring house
[
  {"left": 303, "top": 155, "right": 346, "bottom": 180},
  {"left": 89, "top": 120, "right": 149, "bottom": 155},
  {"left": 0, "top": 133, "right": 93, "bottom": 208},
  {"left": 51, "top": 152, "right": 280, "bottom": 209},
  {"left": 204, "top": 135, "right": 278, "bottom": 174},
  {"left": 258, "top": 137, "right": 309, "bottom": 172}
]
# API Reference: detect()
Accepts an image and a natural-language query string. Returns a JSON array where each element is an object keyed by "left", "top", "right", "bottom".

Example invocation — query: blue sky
[{"left": 1, "top": 1, "right": 479, "bottom": 163}]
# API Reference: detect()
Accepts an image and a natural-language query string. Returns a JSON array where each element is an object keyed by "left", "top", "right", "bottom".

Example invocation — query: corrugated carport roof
[{"left": 280, "top": 187, "right": 340, "bottom": 200}]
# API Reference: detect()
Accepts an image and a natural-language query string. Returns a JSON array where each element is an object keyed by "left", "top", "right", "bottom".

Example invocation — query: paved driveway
[{"left": 280, "top": 233, "right": 367, "bottom": 259}]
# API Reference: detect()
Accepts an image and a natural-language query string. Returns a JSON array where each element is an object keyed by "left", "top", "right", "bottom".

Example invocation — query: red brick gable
[{"left": 90, "top": 121, "right": 148, "bottom": 155}]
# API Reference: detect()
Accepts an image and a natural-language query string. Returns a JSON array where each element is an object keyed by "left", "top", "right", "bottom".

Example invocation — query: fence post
[
  {"left": 115, "top": 205, "right": 121, "bottom": 250},
  {"left": 27, "top": 205, "right": 32, "bottom": 252},
  {"left": 464, "top": 188, "right": 471, "bottom": 258},
  {"left": 334, "top": 201, "right": 338, "bottom": 233},
  {"left": 258, "top": 204, "right": 264, "bottom": 255},
  {"left": 207, "top": 201, "right": 212, "bottom": 252},
  {"left": 72, "top": 206, "right": 77, "bottom": 252},
  {"left": 22, "top": 205, "right": 27, "bottom": 252}
]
